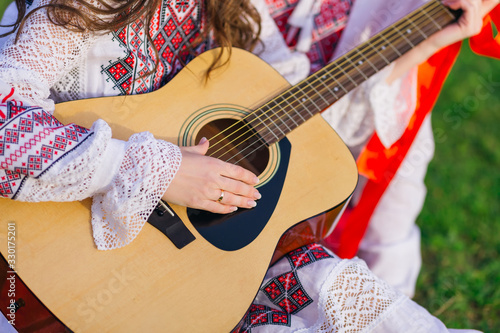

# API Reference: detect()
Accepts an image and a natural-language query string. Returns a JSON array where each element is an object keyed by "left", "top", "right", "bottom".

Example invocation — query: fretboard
[{"left": 247, "top": 0, "right": 457, "bottom": 145}]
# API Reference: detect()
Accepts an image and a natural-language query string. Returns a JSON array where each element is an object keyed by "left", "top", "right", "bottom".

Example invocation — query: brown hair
[{"left": 2, "top": 0, "right": 261, "bottom": 75}]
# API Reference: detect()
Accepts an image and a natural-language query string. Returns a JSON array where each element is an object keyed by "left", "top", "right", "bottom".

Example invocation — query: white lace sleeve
[
  {"left": 322, "top": 65, "right": 418, "bottom": 150},
  {"left": 0, "top": 0, "right": 182, "bottom": 250},
  {"left": 91, "top": 132, "right": 182, "bottom": 250}
]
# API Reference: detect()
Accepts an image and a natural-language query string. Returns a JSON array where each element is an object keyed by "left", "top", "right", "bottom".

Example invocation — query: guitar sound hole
[{"left": 195, "top": 118, "right": 269, "bottom": 175}]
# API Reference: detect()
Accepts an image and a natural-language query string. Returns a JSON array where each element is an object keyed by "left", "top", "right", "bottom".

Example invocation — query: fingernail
[
  {"left": 199, "top": 137, "right": 208, "bottom": 144},
  {"left": 231, "top": 206, "right": 238, "bottom": 212},
  {"left": 254, "top": 177, "right": 260, "bottom": 184},
  {"left": 254, "top": 191, "right": 261, "bottom": 200},
  {"left": 248, "top": 200, "right": 257, "bottom": 208}
]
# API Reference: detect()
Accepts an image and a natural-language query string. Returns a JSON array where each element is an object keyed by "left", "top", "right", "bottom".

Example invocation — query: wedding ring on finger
[{"left": 217, "top": 189, "right": 225, "bottom": 203}]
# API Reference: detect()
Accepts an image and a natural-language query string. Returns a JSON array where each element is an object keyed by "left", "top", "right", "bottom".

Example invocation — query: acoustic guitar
[{"left": 0, "top": 1, "right": 458, "bottom": 331}]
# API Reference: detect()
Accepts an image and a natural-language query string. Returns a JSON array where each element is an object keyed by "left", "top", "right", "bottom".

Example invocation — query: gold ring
[{"left": 217, "top": 190, "right": 225, "bottom": 202}]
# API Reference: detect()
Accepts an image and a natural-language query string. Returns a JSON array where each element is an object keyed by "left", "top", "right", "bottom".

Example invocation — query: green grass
[
  {"left": 414, "top": 43, "right": 500, "bottom": 332},
  {"left": 0, "top": 1, "right": 7, "bottom": 19},
  {"left": 1, "top": 2, "right": 498, "bottom": 331}
]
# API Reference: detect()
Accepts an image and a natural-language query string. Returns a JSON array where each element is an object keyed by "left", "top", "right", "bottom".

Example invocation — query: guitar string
[
  {"left": 206, "top": 1, "right": 448, "bottom": 161},
  {"left": 236, "top": 3, "right": 446, "bottom": 145},
  {"left": 214, "top": 6, "right": 451, "bottom": 167},
  {"left": 205, "top": 0, "right": 446, "bottom": 159},
  {"left": 221, "top": 4, "right": 452, "bottom": 166},
  {"left": 209, "top": 1, "right": 451, "bottom": 164},
  {"left": 252, "top": 1, "right": 453, "bottom": 139},
  {"left": 203, "top": 1, "right": 450, "bottom": 164},
  {"left": 224, "top": 6, "right": 455, "bottom": 167},
  {"left": 202, "top": 0, "right": 447, "bottom": 157}
]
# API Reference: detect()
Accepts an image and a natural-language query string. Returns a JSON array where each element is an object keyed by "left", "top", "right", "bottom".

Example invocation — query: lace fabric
[
  {"left": 308, "top": 258, "right": 403, "bottom": 332},
  {"left": 322, "top": 65, "right": 418, "bottom": 150},
  {"left": 0, "top": 0, "right": 95, "bottom": 108},
  {"left": 91, "top": 132, "right": 181, "bottom": 250},
  {"left": 237, "top": 244, "right": 469, "bottom": 333},
  {"left": 0, "top": 0, "right": 183, "bottom": 250},
  {"left": 236, "top": 244, "right": 443, "bottom": 333}
]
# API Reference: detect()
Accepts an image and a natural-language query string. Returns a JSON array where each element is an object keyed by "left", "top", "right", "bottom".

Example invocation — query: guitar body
[{"left": 0, "top": 48, "right": 357, "bottom": 332}]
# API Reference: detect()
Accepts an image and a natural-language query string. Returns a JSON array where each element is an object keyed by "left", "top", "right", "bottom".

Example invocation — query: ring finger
[{"left": 215, "top": 189, "right": 257, "bottom": 209}]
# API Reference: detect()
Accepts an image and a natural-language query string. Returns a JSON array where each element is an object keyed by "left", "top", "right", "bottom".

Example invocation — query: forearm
[
  {"left": 385, "top": 38, "right": 437, "bottom": 85},
  {"left": 387, "top": 0, "right": 499, "bottom": 84}
]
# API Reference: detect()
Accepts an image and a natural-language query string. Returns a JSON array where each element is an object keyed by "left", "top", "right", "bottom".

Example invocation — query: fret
[
  {"left": 407, "top": 16, "right": 429, "bottom": 39},
  {"left": 331, "top": 74, "right": 349, "bottom": 94},
  {"left": 245, "top": 0, "right": 457, "bottom": 146},
  {"left": 413, "top": 19, "right": 436, "bottom": 42},
  {"left": 279, "top": 102, "right": 300, "bottom": 129},
  {"left": 269, "top": 100, "right": 294, "bottom": 132},
  {"left": 245, "top": 109, "right": 280, "bottom": 145},
  {"left": 318, "top": 67, "right": 348, "bottom": 96},
  {"left": 379, "top": 31, "right": 402, "bottom": 57},
  {"left": 270, "top": 99, "right": 298, "bottom": 139},
  {"left": 293, "top": 96, "right": 308, "bottom": 120},
  {"left": 293, "top": 85, "right": 323, "bottom": 115},
  {"left": 318, "top": 73, "right": 339, "bottom": 99},
  {"left": 356, "top": 48, "right": 380, "bottom": 73},
  {"left": 345, "top": 55, "right": 369, "bottom": 81},
  {"left": 394, "top": 25, "right": 416, "bottom": 48},
  {"left": 355, "top": 51, "right": 379, "bottom": 79},
  {"left": 261, "top": 107, "right": 285, "bottom": 140},
  {"left": 366, "top": 39, "right": 391, "bottom": 67},
  {"left": 417, "top": 8, "right": 449, "bottom": 41},
  {"left": 335, "top": 63, "right": 358, "bottom": 89},
  {"left": 422, "top": 6, "right": 444, "bottom": 30},
  {"left": 436, "top": 9, "right": 457, "bottom": 28},
  {"left": 305, "top": 80, "right": 330, "bottom": 108},
  {"left": 295, "top": 96, "right": 310, "bottom": 115},
  {"left": 276, "top": 93, "right": 300, "bottom": 125},
  {"left": 281, "top": 94, "right": 307, "bottom": 123}
]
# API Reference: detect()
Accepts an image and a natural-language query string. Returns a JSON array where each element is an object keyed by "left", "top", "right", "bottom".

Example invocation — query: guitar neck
[{"left": 247, "top": 0, "right": 457, "bottom": 145}]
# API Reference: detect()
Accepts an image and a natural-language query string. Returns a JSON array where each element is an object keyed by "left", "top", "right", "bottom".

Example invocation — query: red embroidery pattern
[
  {"left": 262, "top": 270, "right": 312, "bottom": 315},
  {"left": 287, "top": 243, "right": 333, "bottom": 269},
  {"left": 103, "top": 0, "right": 206, "bottom": 95},
  {"left": 0, "top": 102, "right": 91, "bottom": 198},
  {"left": 232, "top": 304, "right": 291, "bottom": 333},
  {"left": 232, "top": 245, "right": 335, "bottom": 332},
  {"left": 265, "top": 0, "right": 353, "bottom": 73}
]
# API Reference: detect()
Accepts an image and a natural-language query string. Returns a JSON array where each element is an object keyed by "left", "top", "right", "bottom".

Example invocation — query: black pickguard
[{"left": 187, "top": 138, "right": 291, "bottom": 251}]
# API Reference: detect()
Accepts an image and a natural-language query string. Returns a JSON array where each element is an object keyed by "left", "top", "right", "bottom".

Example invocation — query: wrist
[{"left": 414, "top": 38, "right": 440, "bottom": 64}]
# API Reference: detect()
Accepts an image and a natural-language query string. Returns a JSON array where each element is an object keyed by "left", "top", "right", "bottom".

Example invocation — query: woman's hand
[
  {"left": 162, "top": 137, "right": 261, "bottom": 214},
  {"left": 427, "top": 0, "right": 499, "bottom": 51},
  {"left": 387, "top": 0, "right": 498, "bottom": 84}
]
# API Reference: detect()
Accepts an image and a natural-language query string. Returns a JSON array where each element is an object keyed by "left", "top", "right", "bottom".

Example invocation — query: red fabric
[
  {"left": 469, "top": 5, "right": 500, "bottom": 58},
  {"left": 325, "top": 5, "right": 500, "bottom": 258}
]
